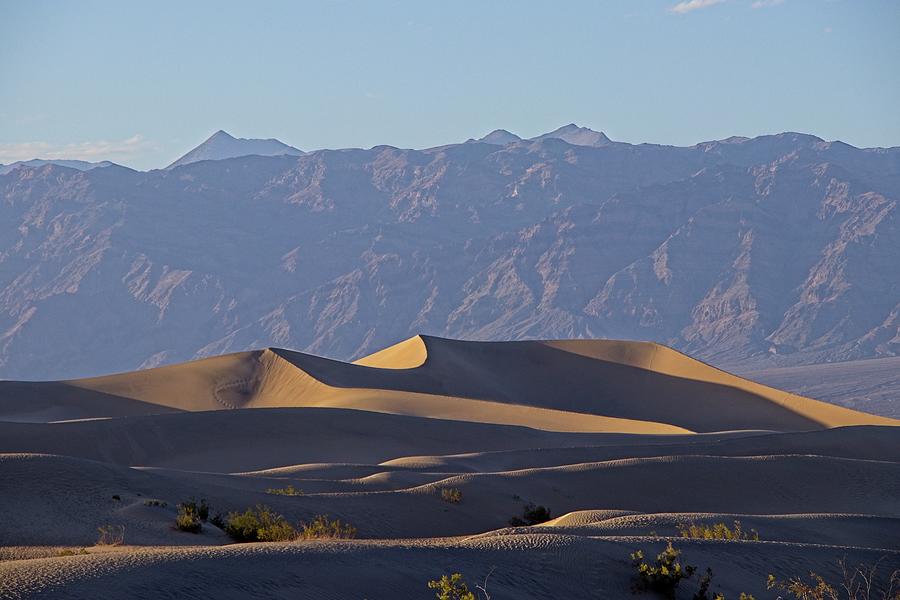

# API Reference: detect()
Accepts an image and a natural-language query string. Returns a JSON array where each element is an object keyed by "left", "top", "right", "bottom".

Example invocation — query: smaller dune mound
[
  {"left": 351, "top": 335, "right": 428, "bottom": 369},
  {"left": 532, "top": 510, "right": 900, "bottom": 550}
]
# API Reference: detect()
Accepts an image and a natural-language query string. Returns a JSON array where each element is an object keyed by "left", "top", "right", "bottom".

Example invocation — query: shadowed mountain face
[{"left": 0, "top": 130, "right": 898, "bottom": 379}]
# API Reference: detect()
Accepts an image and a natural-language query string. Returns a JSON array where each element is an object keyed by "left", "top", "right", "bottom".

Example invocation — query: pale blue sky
[{"left": 1, "top": 0, "right": 898, "bottom": 170}]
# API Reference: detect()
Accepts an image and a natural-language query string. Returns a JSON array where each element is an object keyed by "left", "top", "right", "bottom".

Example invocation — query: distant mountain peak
[
  {"left": 533, "top": 124, "right": 612, "bottom": 147},
  {"left": 166, "top": 130, "right": 303, "bottom": 169},
  {"left": 0, "top": 159, "right": 115, "bottom": 175},
  {"left": 468, "top": 129, "right": 523, "bottom": 146}
]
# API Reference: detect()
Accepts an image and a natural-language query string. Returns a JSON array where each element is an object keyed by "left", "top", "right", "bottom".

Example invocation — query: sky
[{"left": 1, "top": 0, "right": 898, "bottom": 170}]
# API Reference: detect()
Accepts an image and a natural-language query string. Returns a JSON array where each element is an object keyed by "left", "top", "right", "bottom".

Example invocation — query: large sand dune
[
  {"left": 1, "top": 336, "right": 893, "bottom": 431},
  {"left": 1, "top": 337, "right": 897, "bottom": 599}
]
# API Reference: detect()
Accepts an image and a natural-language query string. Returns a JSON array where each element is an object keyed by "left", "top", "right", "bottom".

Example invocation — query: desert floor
[{"left": 1, "top": 337, "right": 898, "bottom": 599}]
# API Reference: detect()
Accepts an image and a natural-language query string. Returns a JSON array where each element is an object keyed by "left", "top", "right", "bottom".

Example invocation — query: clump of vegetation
[
  {"left": 111, "top": 494, "right": 121, "bottom": 501},
  {"left": 631, "top": 541, "right": 696, "bottom": 599},
  {"left": 508, "top": 503, "right": 551, "bottom": 526},
  {"left": 56, "top": 547, "right": 89, "bottom": 557},
  {"left": 265, "top": 484, "right": 304, "bottom": 496},
  {"left": 768, "top": 558, "right": 900, "bottom": 600},
  {"left": 428, "top": 573, "right": 475, "bottom": 600},
  {"left": 631, "top": 543, "right": 755, "bottom": 600},
  {"left": 678, "top": 520, "right": 759, "bottom": 541},
  {"left": 96, "top": 524, "right": 125, "bottom": 546},
  {"left": 175, "top": 503, "right": 202, "bottom": 533},
  {"left": 298, "top": 514, "right": 357, "bottom": 540},
  {"left": 427, "top": 569, "right": 493, "bottom": 600},
  {"left": 179, "top": 497, "right": 209, "bottom": 521},
  {"left": 143, "top": 499, "right": 167, "bottom": 508},
  {"left": 224, "top": 504, "right": 297, "bottom": 542},
  {"left": 440, "top": 487, "right": 463, "bottom": 504}
]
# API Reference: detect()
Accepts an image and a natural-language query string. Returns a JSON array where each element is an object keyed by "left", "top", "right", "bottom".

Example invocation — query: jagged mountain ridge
[
  {"left": 0, "top": 130, "right": 898, "bottom": 380},
  {"left": 0, "top": 159, "right": 115, "bottom": 175}
]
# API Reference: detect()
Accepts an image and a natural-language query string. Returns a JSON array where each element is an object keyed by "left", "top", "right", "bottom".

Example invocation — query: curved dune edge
[
  {"left": 60, "top": 349, "right": 688, "bottom": 434},
  {"left": 542, "top": 339, "right": 898, "bottom": 428},
  {"left": 351, "top": 335, "right": 428, "bottom": 369},
  {"left": 250, "top": 352, "right": 692, "bottom": 434}
]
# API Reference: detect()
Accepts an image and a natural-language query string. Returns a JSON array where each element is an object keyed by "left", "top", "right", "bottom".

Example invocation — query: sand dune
[
  {"left": 2, "top": 337, "right": 894, "bottom": 433},
  {"left": 2, "top": 336, "right": 898, "bottom": 598}
]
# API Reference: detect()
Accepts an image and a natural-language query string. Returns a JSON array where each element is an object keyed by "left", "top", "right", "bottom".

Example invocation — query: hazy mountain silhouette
[
  {"left": 166, "top": 130, "right": 303, "bottom": 169},
  {"left": 532, "top": 123, "right": 613, "bottom": 146},
  {"left": 0, "top": 159, "right": 115, "bottom": 175}
]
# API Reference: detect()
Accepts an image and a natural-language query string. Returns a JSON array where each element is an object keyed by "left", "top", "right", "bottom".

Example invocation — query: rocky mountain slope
[{"left": 0, "top": 127, "right": 897, "bottom": 379}]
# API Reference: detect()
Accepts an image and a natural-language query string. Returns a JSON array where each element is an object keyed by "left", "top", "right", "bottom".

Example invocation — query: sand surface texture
[{"left": 1, "top": 337, "right": 898, "bottom": 599}]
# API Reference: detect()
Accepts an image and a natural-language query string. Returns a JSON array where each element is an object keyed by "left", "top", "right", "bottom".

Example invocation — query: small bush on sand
[
  {"left": 678, "top": 520, "right": 759, "bottom": 541},
  {"left": 175, "top": 503, "right": 202, "bottom": 533},
  {"left": 768, "top": 558, "right": 900, "bottom": 600},
  {"left": 631, "top": 542, "right": 696, "bottom": 599},
  {"left": 96, "top": 524, "right": 125, "bottom": 546},
  {"left": 631, "top": 544, "right": 754, "bottom": 600},
  {"left": 143, "top": 499, "right": 167, "bottom": 508},
  {"left": 428, "top": 573, "right": 476, "bottom": 600},
  {"left": 56, "top": 547, "right": 89, "bottom": 557},
  {"left": 179, "top": 497, "right": 209, "bottom": 521},
  {"left": 224, "top": 504, "right": 296, "bottom": 542},
  {"left": 265, "top": 484, "right": 304, "bottom": 496},
  {"left": 298, "top": 514, "right": 357, "bottom": 540},
  {"left": 508, "top": 503, "right": 551, "bottom": 526},
  {"left": 428, "top": 569, "right": 494, "bottom": 600},
  {"left": 440, "top": 488, "right": 463, "bottom": 504}
]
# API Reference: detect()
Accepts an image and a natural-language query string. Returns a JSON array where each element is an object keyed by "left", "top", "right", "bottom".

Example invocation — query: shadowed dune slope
[
  {"left": 0, "top": 408, "right": 636, "bottom": 471},
  {"left": 289, "top": 336, "right": 896, "bottom": 431},
  {"left": 1, "top": 336, "right": 894, "bottom": 432},
  {"left": 2, "top": 536, "right": 896, "bottom": 600}
]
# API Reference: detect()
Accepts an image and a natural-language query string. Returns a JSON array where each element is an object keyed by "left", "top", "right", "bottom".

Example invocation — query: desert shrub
[
  {"left": 111, "top": 494, "right": 121, "bottom": 501},
  {"left": 298, "top": 514, "right": 357, "bottom": 540},
  {"left": 56, "top": 547, "right": 89, "bottom": 556},
  {"left": 631, "top": 542, "right": 697, "bottom": 599},
  {"left": 428, "top": 573, "right": 476, "bottom": 600},
  {"left": 428, "top": 569, "right": 494, "bottom": 600},
  {"left": 679, "top": 520, "right": 759, "bottom": 541},
  {"left": 176, "top": 497, "right": 209, "bottom": 520},
  {"left": 508, "top": 503, "right": 551, "bottom": 526},
  {"left": 96, "top": 524, "right": 125, "bottom": 546},
  {"left": 630, "top": 544, "right": 755, "bottom": 600},
  {"left": 265, "top": 484, "right": 304, "bottom": 496},
  {"left": 175, "top": 503, "right": 202, "bottom": 533},
  {"left": 143, "top": 499, "right": 167, "bottom": 507},
  {"left": 440, "top": 488, "right": 463, "bottom": 504},
  {"left": 224, "top": 504, "right": 296, "bottom": 542},
  {"left": 768, "top": 558, "right": 900, "bottom": 600}
]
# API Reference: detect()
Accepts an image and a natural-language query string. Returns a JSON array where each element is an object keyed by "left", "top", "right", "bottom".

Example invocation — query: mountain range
[
  {"left": 0, "top": 125, "right": 897, "bottom": 380},
  {"left": 0, "top": 159, "right": 114, "bottom": 175}
]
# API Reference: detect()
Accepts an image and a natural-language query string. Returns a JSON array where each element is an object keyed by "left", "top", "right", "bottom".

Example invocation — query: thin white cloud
[
  {"left": 669, "top": 0, "right": 724, "bottom": 14},
  {"left": 0, "top": 135, "right": 151, "bottom": 164},
  {"left": 751, "top": 0, "right": 784, "bottom": 7}
]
